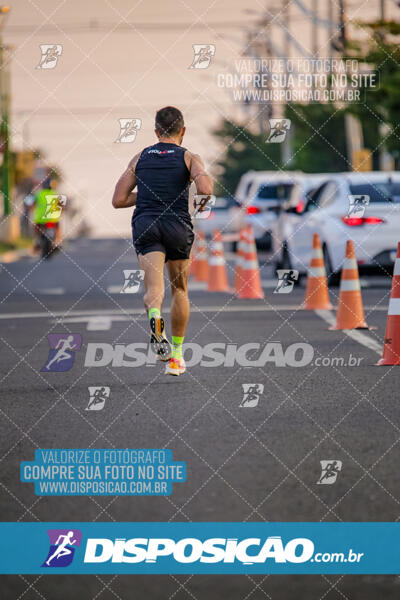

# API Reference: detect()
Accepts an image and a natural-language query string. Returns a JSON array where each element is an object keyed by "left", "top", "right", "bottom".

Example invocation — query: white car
[
  {"left": 273, "top": 172, "right": 400, "bottom": 284},
  {"left": 234, "top": 171, "right": 276, "bottom": 205},
  {"left": 271, "top": 174, "right": 330, "bottom": 260},
  {"left": 236, "top": 171, "right": 303, "bottom": 249}
]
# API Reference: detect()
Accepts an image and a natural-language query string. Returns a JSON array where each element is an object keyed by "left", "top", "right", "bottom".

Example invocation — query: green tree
[
  {"left": 212, "top": 119, "right": 282, "bottom": 196},
  {"left": 285, "top": 103, "right": 349, "bottom": 172},
  {"left": 212, "top": 106, "right": 351, "bottom": 193},
  {"left": 346, "top": 21, "right": 400, "bottom": 164}
]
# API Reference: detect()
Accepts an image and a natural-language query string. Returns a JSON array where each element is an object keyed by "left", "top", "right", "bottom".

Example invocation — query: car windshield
[
  {"left": 256, "top": 183, "right": 294, "bottom": 200},
  {"left": 349, "top": 181, "right": 400, "bottom": 203}
]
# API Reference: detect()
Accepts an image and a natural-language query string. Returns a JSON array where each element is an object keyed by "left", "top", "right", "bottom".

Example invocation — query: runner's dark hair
[{"left": 155, "top": 106, "right": 184, "bottom": 137}]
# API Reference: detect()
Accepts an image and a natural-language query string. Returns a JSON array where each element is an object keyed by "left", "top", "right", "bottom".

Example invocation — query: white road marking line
[
  {"left": 86, "top": 317, "right": 112, "bottom": 331},
  {"left": 106, "top": 285, "right": 122, "bottom": 293},
  {"left": 315, "top": 309, "right": 382, "bottom": 355},
  {"left": 36, "top": 287, "right": 65, "bottom": 295},
  {"left": 0, "top": 304, "right": 389, "bottom": 321},
  {"left": 261, "top": 279, "right": 278, "bottom": 288},
  {"left": 188, "top": 281, "right": 207, "bottom": 291}
]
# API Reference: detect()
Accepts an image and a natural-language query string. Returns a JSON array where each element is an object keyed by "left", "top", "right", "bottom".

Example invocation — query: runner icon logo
[
  {"left": 41, "top": 334, "right": 82, "bottom": 372},
  {"left": 317, "top": 460, "right": 342, "bottom": 485},
  {"left": 43, "top": 194, "right": 67, "bottom": 220},
  {"left": 189, "top": 44, "right": 216, "bottom": 69},
  {"left": 120, "top": 269, "right": 145, "bottom": 294},
  {"left": 274, "top": 269, "right": 299, "bottom": 294},
  {"left": 42, "top": 529, "right": 82, "bottom": 567},
  {"left": 240, "top": 383, "right": 264, "bottom": 407},
  {"left": 36, "top": 44, "right": 63, "bottom": 69},
  {"left": 347, "top": 194, "right": 370, "bottom": 218},
  {"left": 86, "top": 386, "right": 110, "bottom": 411},
  {"left": 193, "top": 194, "right": 216, "bottom": 219},
  {"left": 115, "top": 118, "right": 142, "bottom": 143},
  {"left": 267, "top": 119, "right": 291, "bottom": 143}
]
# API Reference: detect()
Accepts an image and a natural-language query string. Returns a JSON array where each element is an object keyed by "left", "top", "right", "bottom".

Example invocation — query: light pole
[{"left": 0, "top": 5, "right": 11, "bottom": 217}]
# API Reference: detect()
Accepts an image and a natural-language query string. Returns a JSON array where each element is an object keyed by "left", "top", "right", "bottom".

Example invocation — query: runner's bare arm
[
  {"left": 184, "top": 151, "right": 214, "bottom": 196},
  {"left": 112, "top": 153, "right": 140, "bottom": 208}
]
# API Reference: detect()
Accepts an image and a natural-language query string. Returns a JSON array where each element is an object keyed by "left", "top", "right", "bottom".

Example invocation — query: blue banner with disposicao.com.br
[{"left": 0, "top": 522, "right": 399, "bottom": 574}]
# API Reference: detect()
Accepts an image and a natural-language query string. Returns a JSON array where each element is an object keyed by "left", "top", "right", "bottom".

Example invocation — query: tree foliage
[
  {"left": 212, "top": 119, "right": 282, "bottom": 196},
  {"left": 285, "top": 103, "right": 348, "bottom": 173},
  {"left": 346, "top": 21, "right": 400, "bottom": 158},
  {"left": 212, "top": 21, "right": 400, "bottom": 193}
]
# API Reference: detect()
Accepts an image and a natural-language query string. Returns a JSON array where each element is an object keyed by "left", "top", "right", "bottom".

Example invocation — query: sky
[{"left": 5, "top": 0, "right": 395, "bottom": 237}]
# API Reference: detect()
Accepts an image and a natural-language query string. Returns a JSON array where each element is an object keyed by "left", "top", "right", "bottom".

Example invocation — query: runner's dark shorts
[{"left": 132, "top": 214, "right": 194, "bottom": 261}]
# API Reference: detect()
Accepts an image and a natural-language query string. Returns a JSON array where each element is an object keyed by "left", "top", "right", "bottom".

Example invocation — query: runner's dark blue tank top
[{"left": 133, "top": 142, "right": 191, "bottom": 222}]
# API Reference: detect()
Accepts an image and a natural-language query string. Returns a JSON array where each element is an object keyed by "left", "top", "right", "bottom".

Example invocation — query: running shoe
[
  {"left": 165, "top": 356, "right": 186, "bottom": 376},
  {"left": 150, "top": 316, "right": 172, "bottom": 361}
]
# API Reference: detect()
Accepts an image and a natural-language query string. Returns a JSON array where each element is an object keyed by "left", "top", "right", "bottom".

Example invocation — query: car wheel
[
  {"left": 274, "top": 256, "right": 283, "bottom": 271},
  {"left": 281, "top": 243, "right": 291, "bottom": 270},
  {"left": 323, "top": 244, "right": 340, "bottom": 286},
  {"left": 281, "top": 243, "right": 302, "bottom": 286}
]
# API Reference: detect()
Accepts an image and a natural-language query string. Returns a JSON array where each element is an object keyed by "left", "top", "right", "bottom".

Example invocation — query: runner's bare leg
[
  {"left": 167, "top": 258, "right": 191, "bottom": 337},
  {"left": 138, "top": 251, "right": 165, "bottom": 314}
]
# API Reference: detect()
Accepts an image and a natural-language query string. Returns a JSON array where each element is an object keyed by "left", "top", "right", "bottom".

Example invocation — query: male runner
[{"left": 112, "top": 106, "right": 213, "bottom": 376}]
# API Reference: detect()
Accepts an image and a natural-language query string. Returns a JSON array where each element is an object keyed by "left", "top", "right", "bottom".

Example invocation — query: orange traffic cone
[
  {"left": 329, "top": 240, "right": 371, "bottom": 330},
  {"left": 234, "top": 227, "right": 246, "bottom": 294},
  {"left": 303, "top": 233, "right": 332, "bottom": 310},
  {"left": 378, "top": 242, "right": 400, "bottom": 365},
  {"left": 194, "top": 231, "right": 209, "bottom": 282},
  {"left": 207, "top": 229, "right": 230, "bottom": 292},
  {"left": 236, "top": 226, "right": 264, "bottom": 299}
]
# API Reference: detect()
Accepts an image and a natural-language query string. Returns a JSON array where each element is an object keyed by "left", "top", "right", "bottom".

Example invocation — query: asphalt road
[{"left": 1, "top": 238, "right": 399, "bottom": 599}]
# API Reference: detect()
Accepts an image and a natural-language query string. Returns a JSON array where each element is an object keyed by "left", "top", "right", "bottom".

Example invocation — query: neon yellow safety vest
[{"left": 33, "top": 189, "right": 61, "bottom": 224}]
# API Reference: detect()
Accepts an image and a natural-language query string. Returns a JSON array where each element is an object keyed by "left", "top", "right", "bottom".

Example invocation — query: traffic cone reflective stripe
[
  {"left": 207, "top": 229, "right": 230, "bottom": 292},
  {"left": 194, "top": 232, "right": 208, "bottom": 282},
  {"left": 330, "top": 239, "right": 370, "bottom": 330},
  {"left": 308, "top": 267, "right": 326, "bottom": 278},
  {"left": 378, "top": 242, "right": 400, "bottom": 365},
  {"left": 209, "top": 255, "right": 226, "bottom": 266},
  {"left": 303, "top": 233, "right": 332, "bottom": 310},
  {"left": 388, "top": 298, "right": 400, "bottom": 314},
  {"left": 236, "top": 226, "right": 264, "bottom": 299},
  {"left": 340, "top": 280, "right": 361, "bottom": 291}
]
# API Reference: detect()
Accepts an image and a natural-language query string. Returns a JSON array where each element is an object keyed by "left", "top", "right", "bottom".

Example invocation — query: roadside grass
[{"left": 0, "top": 237, "right": 32, "bottom": 254}]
